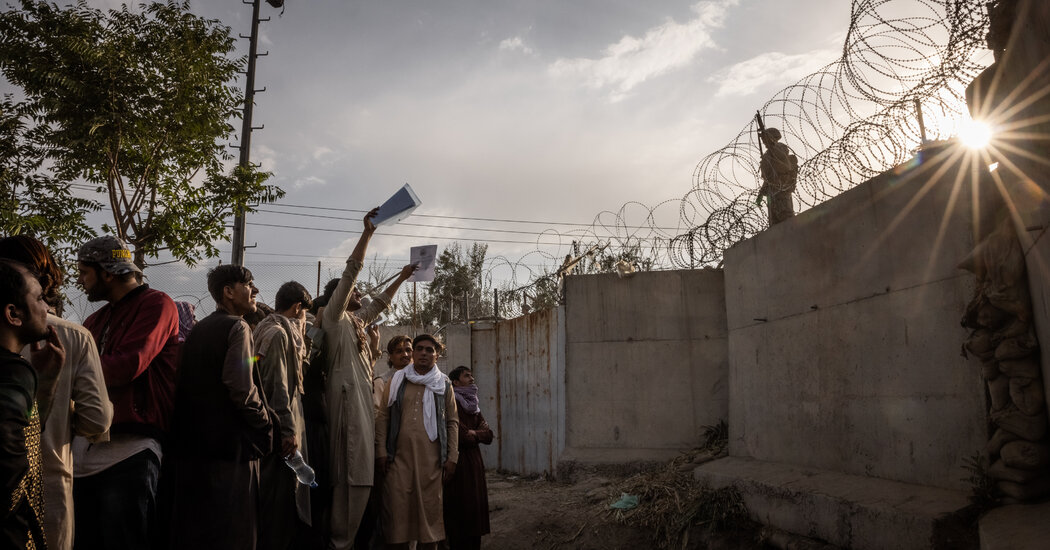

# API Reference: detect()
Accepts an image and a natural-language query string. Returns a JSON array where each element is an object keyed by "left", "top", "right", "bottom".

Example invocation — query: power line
[
  {"left": 245, "top": 221, "right": 612, "bottom": 246},
  {"left": 235, "top": 250, "right": 552, "bottom": 267},
  {"left": 256, "top": 208, "right": 583, "bottom": 236},
  {"left": 64, "top": 191, "right": 680, "bottom": 232},
  {"left": 273, "top": 201, "right": 679, "bottom": 230}
]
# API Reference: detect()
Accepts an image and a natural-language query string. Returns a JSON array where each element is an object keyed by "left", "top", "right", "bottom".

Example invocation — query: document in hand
[
  {"left": 373, "top": 183, "right": 422, "bottom": 227},
  {"left": 408, "top": 245, "right": 438, "bottom": 282}
]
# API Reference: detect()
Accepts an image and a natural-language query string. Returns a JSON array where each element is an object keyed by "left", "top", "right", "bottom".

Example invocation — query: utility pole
[{"left": 231, "top": 0, "right": 281, "bottom": 265}]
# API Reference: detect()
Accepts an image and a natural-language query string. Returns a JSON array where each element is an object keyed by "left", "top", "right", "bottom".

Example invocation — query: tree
[
  {"left": 579, "top": 240, "right": 657, "bottom": 274},
  {"left": 0, "top": 97, "right": 98, "bottom": 273},
  {"left": 499, "top": 239, "right": 659, "bottom": 317},
  {"left": 0, "top": 0, "right": 283, "bottom": 267},
  {"left": 395, "top": 243, "right": 493, "bottom": 327}
]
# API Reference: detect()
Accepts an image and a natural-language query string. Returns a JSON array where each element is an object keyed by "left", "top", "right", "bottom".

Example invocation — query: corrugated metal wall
[{"left": 469, "top": 308, "right": 565, "bottom": 476}]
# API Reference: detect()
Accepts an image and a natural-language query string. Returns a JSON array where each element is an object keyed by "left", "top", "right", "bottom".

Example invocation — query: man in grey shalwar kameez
[{"left": 254, "top": 281, "right": 314, "bottom": 549}]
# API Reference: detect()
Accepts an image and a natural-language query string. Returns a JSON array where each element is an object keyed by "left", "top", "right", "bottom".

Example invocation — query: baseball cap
[{"left": 77, "top": 235, "right": 142, "bottom": 275}]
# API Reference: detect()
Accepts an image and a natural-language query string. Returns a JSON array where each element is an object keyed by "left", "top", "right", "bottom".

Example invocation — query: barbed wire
[
  {"left": 60, "top": 1, "right": 994, "bottom": 322},
  {"left": 487, "top": 0, "right": 992, "bottom": 297}
]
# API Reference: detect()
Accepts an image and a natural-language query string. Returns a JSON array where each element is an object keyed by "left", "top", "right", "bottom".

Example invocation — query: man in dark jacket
[
  {"left": 170, "top": 265, "right": 275, "bottom": 550},
  {"left": 74, "top": 235, "right": 179, "bottom": 550},
  {"left": 0, "top": 259, "right": 63, "bottom": 549}
]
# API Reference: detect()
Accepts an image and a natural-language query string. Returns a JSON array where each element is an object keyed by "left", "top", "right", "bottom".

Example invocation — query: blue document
[{"left": 374, "top": 183, "right": 421, "bottom": 227}]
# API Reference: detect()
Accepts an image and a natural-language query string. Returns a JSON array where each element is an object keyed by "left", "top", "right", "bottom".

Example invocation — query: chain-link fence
[{"left": 61, "top": 259, "right": 513, "bottom": 324}]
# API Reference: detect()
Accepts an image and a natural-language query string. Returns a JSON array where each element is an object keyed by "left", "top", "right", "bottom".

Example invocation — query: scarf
[
  {"left": 174, "top": 301, "right": 196, "bottom": 342},
  {"left": 453, "top": 384, "right": 480, "bottom": 415},
  {"left": 388, "top": 363, "right": 447, "bottom": 442},
  {"left": 255, "top": 313, "right": 307, "bottom": 393}
]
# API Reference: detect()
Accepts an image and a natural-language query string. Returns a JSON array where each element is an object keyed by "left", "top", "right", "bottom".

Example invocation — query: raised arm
[
  {"left": 381, "top": 263, "right": 418, "bottom": 304},
  {"left": 323, "top": 208, "right": 379, "bottom": 325}
]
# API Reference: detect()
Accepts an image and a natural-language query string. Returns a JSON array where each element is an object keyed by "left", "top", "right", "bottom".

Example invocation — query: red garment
[
  {"left": 83, "top": 285, "right": 179, "bottom": 436},
  {"left": 443, "top": 410, "right": 493, "bottom": 541}
]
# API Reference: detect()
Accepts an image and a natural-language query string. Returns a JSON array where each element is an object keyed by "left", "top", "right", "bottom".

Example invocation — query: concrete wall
[
  {"left": 723, "top": 153, "right": 986, "bottom": 491},
  {"left": 562, "top": 269, "right": 729, "bottom": 463}
]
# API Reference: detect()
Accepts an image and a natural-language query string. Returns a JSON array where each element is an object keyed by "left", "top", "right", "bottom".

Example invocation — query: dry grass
[{"left": 603, "top": 421, "right": 751, "bottom": 549}]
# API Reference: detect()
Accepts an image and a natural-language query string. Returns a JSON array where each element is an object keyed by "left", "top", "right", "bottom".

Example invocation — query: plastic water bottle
[{"left": 284, "top": 450, "right": 318, "bottom": 488}]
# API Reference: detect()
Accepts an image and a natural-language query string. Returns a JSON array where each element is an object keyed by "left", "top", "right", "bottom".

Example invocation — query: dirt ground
[
  {"left": 480, "top": 465, "right": 981, "bottom": 550},
  {"left": 483, "top": 468, "right": 764, "bottom": 550}
]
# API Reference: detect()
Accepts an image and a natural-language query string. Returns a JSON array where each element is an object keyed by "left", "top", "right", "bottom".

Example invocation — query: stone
[
  {"left": 979, "top": 501, "right": 1050, "bottom": 550},
  {"left": 998, "top": 357, "right": 1040, "bottom": 378},
  {"left": 966, "top": 329, "right": 996, "bottom": 360},
  {"left": 988, "top": 459, "right": 1042, "bottom": 483},
  {"left": 991, "top": 405, "right": 1049, "bottom": 441},
  {"left": 997, "top": 476, "right": 1050, "bottom": 501},
  {"left": 1009, "top": 377, "right": 1045, "bottom": 416},
  {"left": 1001, "top": 440, "right": 1050, "bottom": 470},
  {"left": 982, "top": 360, "right": 1000, "bottom": 380},
  {"left": 987, "top": 428, "right": 1022, "bottom": 456},
  {"left": 988, "top": 376, "right": 1011, "bottom": 412},
  {"left": 995, "top": 334, "right": 1039, "bottom": 361},
  {"left": 977, "top": 303, "right": 1011, "bottom": 330}
]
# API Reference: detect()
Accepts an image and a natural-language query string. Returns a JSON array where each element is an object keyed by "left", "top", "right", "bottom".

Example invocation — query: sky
[{"left": 8, "top": 0, "right": 870, "bottom": 317}]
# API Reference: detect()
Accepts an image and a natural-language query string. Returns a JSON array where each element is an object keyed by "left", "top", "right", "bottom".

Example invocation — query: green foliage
[
  {"left": 396, "top": 242, "right": 493, "bottom": 326},
  {"left": 498, "top": 240, "right": 659, "bottom": 318},
  {"left": 700, "top": 420, "right": 729, "bottom": 453},
  {"left": 580, "top": 240, "right": 657, "bottom": 274},
  {"left": 0, "top": 97, "right": 99, "bottom": 277},
  {"left": 499, "top": 272, "right": 560, "bottom": 318},
  {"left": 0, "top": 0, "right": 284, "bottom": 267},
  {"left": 961, "top": 452, "right": 998, "bottom": 511}
]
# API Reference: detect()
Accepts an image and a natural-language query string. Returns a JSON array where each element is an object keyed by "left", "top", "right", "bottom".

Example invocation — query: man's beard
[
  {"left": 84, "top": 285, "right": 107, "bottom": 302},
  {"left": 26, "top": 323, "right": 49, "bottom": 344}
]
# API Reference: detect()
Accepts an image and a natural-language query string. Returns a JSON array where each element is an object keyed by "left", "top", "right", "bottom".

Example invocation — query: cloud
[
  {"left": 255, "top": 144, "right": 278, "bottom": 172},
  {"left": 708, "top": 48, "right": 838, "bottom": 97},
  {"left": 312, "top": 146, "right": 334, "bottom": 160},
  {"left": 293, "top": 175, "right": 326, "bottom": 189},
  {"left": 548, "top": 0, "right": 737, "bottom": 101},
  {"left": 499, "top": 36, "right": 534, "bottom": 55}
]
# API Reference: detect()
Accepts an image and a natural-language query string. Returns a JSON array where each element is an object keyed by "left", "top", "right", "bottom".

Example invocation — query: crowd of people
[{"left": 0, "top": 209, "right": 495, "bottom": 550}]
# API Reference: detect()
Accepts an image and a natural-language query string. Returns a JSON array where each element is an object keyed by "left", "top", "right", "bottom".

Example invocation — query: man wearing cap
[{"left": 73, "top": 235, "right": 180, "bottom": 550}]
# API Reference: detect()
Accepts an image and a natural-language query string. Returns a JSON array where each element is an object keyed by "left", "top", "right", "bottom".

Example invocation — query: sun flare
[{"left": 958, "top": 119, "right": 993, "bottom": 149}]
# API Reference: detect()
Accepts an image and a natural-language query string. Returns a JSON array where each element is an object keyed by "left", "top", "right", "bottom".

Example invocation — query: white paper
[
  {"left": 408, "top": 244, "right": 438, "bottom": 282},
  {"left": 373, "top": 183, "right": 421, "bottom": 227}
]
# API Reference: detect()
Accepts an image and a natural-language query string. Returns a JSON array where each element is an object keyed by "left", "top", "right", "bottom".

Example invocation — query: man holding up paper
[{"left": 321, "top": 207, "right": 417, "bottom": 550}]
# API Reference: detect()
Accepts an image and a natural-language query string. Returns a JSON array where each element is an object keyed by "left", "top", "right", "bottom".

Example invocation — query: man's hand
[
  {"left": 442, "top": 459, "right": 456, "bottom": 483},
  {"left": 363, "top": 207, "right": 379, "bottom": 234},
  {"left": 398, "top": 263, "right": 419, "bottom": 281},
  {"left": 281, "top": 435, "right": 298, "bottom": 458},
  {"left": 31, "top": 325, "right": 64, "bottom": 376},
  {"left": 367, "top": 325, "right": 381, "bottom": 360}
]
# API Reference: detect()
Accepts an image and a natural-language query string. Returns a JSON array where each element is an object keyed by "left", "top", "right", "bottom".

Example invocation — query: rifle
[{"left": 755, "top": 111, "right": 771, "bottom": 206}]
